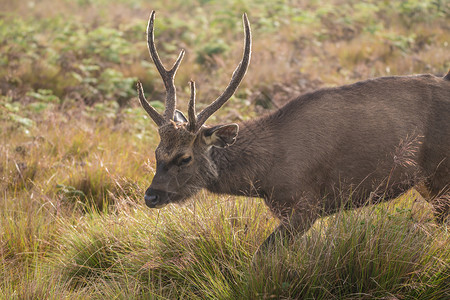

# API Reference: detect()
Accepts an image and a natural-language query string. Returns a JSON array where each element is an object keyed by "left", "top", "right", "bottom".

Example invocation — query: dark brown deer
[{"left": 137, "top": 11, "right": 450, "bottom": 249}]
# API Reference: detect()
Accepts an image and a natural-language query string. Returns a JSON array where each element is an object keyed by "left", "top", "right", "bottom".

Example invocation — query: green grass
[{"left": 1, "top": 0, "right": 449, "bottom": 298}]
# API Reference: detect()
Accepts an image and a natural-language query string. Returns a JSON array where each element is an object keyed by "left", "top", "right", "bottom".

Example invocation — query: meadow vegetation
[{"left": 1, "top": 0, "right": 449, "bottom": 298}]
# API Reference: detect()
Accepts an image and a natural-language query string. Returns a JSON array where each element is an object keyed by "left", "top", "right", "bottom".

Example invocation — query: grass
[{"left": 1, "top": 0, "right": 449, "bottom": 298}]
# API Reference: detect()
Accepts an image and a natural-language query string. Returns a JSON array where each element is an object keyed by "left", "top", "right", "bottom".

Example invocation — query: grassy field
[{"left": 1, "top": 0, "right": 449, "bottom": 298}]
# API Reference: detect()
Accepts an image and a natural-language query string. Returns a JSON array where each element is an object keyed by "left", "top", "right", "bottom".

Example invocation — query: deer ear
[
  {"left": 202, "top": 124, "right": 239, "bottom": 148},
  {"left": 174, "top": 109, "right": 188, "bottom": 123}
]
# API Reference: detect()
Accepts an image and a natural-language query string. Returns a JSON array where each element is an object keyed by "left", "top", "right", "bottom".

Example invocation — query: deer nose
[
  {"left": 144, "top": 194, "right": 159, "bottom": 207},
  {"left": 145, "top": 188, "right": 166, "bottom": 208}
]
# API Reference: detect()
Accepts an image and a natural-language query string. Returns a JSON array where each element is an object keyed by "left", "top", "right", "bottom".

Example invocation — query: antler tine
[
  {"left": 147, "top": 10, "right": 185, "bottom": 121},
  {"left": 187, "top": 80, "right": 197, "bottom": 131},
  {"left": 137, "top": 81, "right": 165, "bottom": 126},
  {"left": 195, "top": 13, "right": 252, "bottom": 131}
]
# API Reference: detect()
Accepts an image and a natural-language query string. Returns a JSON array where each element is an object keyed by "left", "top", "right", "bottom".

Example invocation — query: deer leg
[
  {"left": 427, "top": 189, "right": 450, "bottom": 224},
  {"left": 431, "top": 195, "right": 450, "bottom": 224},
  {"left": 416, "top": 182, "right": 450, "bottom": 224},
  {"left": 256, "top": 203, "right": 319, "bottom": 254}
]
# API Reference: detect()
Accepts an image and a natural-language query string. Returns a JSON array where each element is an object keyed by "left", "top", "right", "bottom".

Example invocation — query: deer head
[{"left": 137, "top": 11, "right": 251, "bottom": 208}]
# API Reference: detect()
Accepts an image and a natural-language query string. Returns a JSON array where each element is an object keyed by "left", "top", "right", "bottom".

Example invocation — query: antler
[
  {"left": 137, "top": 80, "right": 165, "bottom": 126},
  {"left": 138, "top": 12, "right": 251, "bottom": 131},
  {"left": 137, "top": 11, "right": 185, "bottom": 125},
  {"left": 192, "top": 13, "right": 252, "bottom": 131},
  {"left": 187, "top": 80, "right": 197, "bottom": 131}
]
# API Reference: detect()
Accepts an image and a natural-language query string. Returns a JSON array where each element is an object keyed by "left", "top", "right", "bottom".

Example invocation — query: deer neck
[{"left": 206, "top": 119, "right": 274, "bottom": 197}]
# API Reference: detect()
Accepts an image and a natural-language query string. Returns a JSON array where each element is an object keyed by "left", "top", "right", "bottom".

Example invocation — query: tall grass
[
  {"left": 251, "top": 199, "right": 450, "bottom": 299},
  {"left": 3, "top": 188, "right": 447, "bottom": 299}
]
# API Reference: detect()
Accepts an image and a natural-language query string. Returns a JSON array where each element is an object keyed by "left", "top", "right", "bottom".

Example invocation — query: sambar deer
[{"left": 137, "top": 11, "right": 450, "bottom": 250}]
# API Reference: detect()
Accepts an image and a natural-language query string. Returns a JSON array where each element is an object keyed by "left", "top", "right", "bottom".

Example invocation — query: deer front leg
[
  {"left": 256, "top": 200, "right": 319, "bottom": 255},
  {"left": 416, "top": 183, "right": 450, "bottom": 224}
]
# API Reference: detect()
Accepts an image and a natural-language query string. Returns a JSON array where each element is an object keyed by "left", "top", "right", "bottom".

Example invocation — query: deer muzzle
[{"left": 144, "top": 187, "right": 174, "bottom": 208}]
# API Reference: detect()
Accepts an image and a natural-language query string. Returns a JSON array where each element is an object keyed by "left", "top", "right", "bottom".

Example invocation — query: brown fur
[{"left": 144, "top": 73, "right": 450, "bottom": 249}]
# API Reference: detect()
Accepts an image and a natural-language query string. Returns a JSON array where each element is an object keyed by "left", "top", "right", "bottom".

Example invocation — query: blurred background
[{"left": 1, "top": 0, "right": 449, "bottom": 117}]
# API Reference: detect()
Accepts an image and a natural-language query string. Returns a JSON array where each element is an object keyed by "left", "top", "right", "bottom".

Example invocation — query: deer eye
[{"left": 179, "top": 156, "right": 192, "bottom": 166}]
